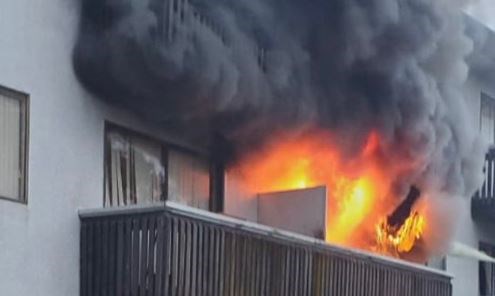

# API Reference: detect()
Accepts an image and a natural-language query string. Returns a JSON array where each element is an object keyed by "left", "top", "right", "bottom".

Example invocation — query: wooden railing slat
[{"left": 138, "top": 217, "right": 148, "bottom": 296}]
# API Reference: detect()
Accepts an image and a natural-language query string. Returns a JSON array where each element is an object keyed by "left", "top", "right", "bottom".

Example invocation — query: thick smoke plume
[{"left": 74, "top": 0, "right": 484, "bottom": 198}]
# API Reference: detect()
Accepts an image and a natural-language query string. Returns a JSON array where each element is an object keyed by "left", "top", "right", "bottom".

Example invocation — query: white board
[{"left": 257, "top": 186, "right": 327, "bottom": 239}]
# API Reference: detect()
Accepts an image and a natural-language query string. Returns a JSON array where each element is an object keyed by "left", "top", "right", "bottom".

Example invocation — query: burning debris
[
  {"left": 73, "top": 0, "right": 485, "bottom": 261},
  {"left": 387, "top": 186, "right": 421, "bottom": 230},
  {"left": 375, "top": 186, "right": 426, "bottom": 257}
]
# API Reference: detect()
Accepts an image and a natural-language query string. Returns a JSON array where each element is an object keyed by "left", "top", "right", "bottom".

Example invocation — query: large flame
[{"left": 230, "top": 129, "right": 427, "bottom": 259}]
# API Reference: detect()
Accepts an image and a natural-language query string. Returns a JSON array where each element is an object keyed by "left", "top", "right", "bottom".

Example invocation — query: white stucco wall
[
  {"left": 446, "top": 75, "right": 495, "bottom": 296},
  {"left": 448, "top": 199, "right": 495, "bottom": 296},
  {"left": 0, "top": 1, "right": 201, "bottom": 295}
]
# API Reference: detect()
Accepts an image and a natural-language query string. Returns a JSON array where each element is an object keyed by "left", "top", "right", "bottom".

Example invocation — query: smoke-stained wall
[{"left": 74, "top": 0, "right": 485, "bottom": 200}]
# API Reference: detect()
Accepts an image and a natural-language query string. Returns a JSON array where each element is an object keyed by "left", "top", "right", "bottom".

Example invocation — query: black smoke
[{"left": 73, "top": 0, "right": 485, "bottom": 197}]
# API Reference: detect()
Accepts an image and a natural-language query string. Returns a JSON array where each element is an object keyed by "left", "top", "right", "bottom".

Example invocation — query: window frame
[
  {"left": 103, "top": 122, "right": 224, "bottom": 211},
  {"left": 0, "top": 85, "right": 29, "bottom": 204},
  {"left": 103, "top": 123, "right": 169, "bottom": 207},
  {"left": 480, "top": 92, "right": 495, "bottom": 146}
]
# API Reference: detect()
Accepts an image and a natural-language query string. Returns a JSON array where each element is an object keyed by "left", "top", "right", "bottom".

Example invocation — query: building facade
[
  {"left": 445, "top": 17, "right": 495, "bottom": 296},
  {"left": 0, "top": 1, "right": 491, "bottom": 295}
]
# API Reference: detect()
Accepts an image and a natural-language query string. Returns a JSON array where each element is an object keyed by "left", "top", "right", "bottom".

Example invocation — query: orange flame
[
  {"left": 231, "top": 129, "right": 427, "bottom": 258},
  {"left": 375, "top": 212, "right": 426, "bottom": 256}
]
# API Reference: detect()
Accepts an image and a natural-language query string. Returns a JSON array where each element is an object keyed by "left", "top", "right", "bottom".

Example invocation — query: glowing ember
[{"left": 230, "top": 129, "right": 427, "bottom": 259}]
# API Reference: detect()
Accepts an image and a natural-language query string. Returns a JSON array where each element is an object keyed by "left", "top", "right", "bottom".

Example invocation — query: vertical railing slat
[
  {"left": 184, "top": 221, "right": 192, "bottom": 296},
  {"left": 123, "top": 218, "right": 132, "bottom": 296},
  {"left": 94, "top": 221, "right": 102, "bottom": 296},
  {"left": 138, "top": 217, "right": 148, "bottom": 296},
  {"left": 130, "top": 219, "right": 140, "bottom": 295},
  {"left": 115, "top": 219, "right": 124, "bottom": 296},
  {"left": 108, "top": 220, "right": 118, "bottom": 295},
  {"left": 153, "top": 216, "right": 165, "bottom": 296},
  {"left": 196, "top": 222, "right": 204, "bottom": 296},
  {"left": 170, "top": 217, "right": 179, "bottom": 296},
  {"left": 145, "top": 217, "right": 156, "bottom": 296},
  {"left": 80, "top": 221, "right": 89, "bottom": 296},
  {"left": 177, "top": 219, "right": 185, "bottom": 296}
]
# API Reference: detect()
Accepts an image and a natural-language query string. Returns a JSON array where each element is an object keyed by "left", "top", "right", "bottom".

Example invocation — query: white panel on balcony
[{"left": 257, "top": 186, "right": 327, "bottom": 239}]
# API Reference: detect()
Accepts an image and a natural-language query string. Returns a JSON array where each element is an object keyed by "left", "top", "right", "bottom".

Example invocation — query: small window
[
  {"left": 480, "top": 242, "right": 495, "bottom": 296},
  {"left": 104, "top": 124, "right": 216, "bottom": 210},
  {"left": 480, "top": 93, "right": 495, "bottom": 145},
  {"left": 0, "top": 86, "right": 28, "bottom": 203}
]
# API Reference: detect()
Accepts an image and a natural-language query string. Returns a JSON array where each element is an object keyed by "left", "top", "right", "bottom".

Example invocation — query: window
[
  {"left": 480, "top": 242, "right": 495, "bottom": 296},
  {"left": 167, "top": 149, "right": 210, "bottom": 209},
  {"left": 0, "top": 86, "right": 28, "bottom": 203},
  {"left": 480, "top": 93, "right": 495, "bottom": 145},
  {"left": 104, "top": 124, "right": 218, "bottom": 210},
  {"left": 104, "top": 126, "right": 165, "bottom": 207}
]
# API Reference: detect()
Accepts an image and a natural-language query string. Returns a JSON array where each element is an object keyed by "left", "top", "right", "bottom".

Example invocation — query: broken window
[
  {"left": 104, "top": 128, "right": 165, "bottom": 207},
  {"left": 104, "top": 124, "right": 213, "bottom": 210},
  {"left": 0, "top": 86, "right": 28, "bottom": 203}
]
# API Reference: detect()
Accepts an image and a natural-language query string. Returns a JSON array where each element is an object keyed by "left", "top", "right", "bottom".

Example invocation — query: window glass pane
[
  {"left": 0, "top": 92, "right": 21, "bottom": 200},
  {"left": 168, "top": 149, "right": 210, "bottom": 210},
  {"left": 104, "top": 125, "right": 213, "bottom": 210},
  {"left": 133, "top": 136, "right": 165, "bottom": 204},
  {"left": 105, "top": 129, "right": 165, "bottom": 207},
  {"left": 481, "top": 93, "right": 495, "bottom": 145}
]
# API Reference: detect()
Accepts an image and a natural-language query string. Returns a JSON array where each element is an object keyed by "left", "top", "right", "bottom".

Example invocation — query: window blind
[{"left": 0, "top": 92, "right": 21, "bottom": 200}]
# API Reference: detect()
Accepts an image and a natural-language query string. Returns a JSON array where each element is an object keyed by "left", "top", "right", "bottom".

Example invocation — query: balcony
[
  {"left": 80, "top": 202, "right": 451, "bottom": 296},
  {"left": 472, "top": 148, "right": 495, "bottom": 222}
]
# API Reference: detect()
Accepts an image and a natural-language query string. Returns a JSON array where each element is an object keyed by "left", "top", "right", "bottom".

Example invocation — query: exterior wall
[
  {"left": 0, "top": 1, "right": 489, "bottom": 295},
  {"left": 0, "top": 1, "right": 202, "bottom": 295},
  {"left": 0, "top": 2, "right": 251, "bottom": 294},
  {"left": 447, "top": 75, "right": 495, "bottom": 296}
]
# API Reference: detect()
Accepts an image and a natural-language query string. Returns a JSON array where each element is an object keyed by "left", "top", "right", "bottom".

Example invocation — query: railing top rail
[{"left": 79, "top": 201, "right": 452, "bottom": 279}]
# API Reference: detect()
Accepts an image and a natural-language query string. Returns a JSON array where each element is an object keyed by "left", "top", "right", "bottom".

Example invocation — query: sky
[{"left": 467, "top": 0, "right": 495, "bottom": 30}]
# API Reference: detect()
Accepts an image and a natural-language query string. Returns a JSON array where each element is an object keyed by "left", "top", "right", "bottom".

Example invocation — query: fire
[
  {"left": 375, "top": 212, "right": 426, "bottom": 256},
  {"left": 328, "top": 177, "right": 377, "bottom": 244},
  {"left": 231, "top": 129, "right": 427, "bottom": 259}
]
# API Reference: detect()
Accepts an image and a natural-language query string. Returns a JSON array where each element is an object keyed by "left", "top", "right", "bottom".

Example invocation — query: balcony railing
[
  {"left": 154, "top": 0, "right": 267, "bottom": 71},
  {"left": 79, "top": 203, "right": 452, "bottom": 296},
  {"left": 472, "top": 148, "right": 495, "bottom": 222}
]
